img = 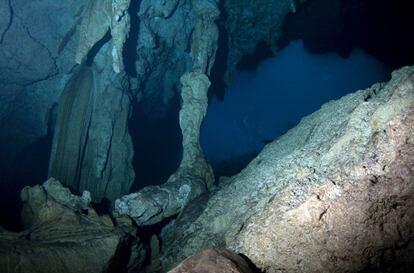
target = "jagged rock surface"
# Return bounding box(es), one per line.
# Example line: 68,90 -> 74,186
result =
132,0 -> 219,118
224,0 -> 301,82
155,66 -> 414,272
0,178 -> 143,273
75,0 -> 131,73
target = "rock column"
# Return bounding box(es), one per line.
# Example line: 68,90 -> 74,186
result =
114,0 -> 219,225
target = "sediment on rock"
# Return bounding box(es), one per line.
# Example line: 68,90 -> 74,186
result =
155,66 -> 414,272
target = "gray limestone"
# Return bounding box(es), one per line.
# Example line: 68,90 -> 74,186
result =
155,66 -> 414,271
48,58 -> 135,202
0,178 -> 143,273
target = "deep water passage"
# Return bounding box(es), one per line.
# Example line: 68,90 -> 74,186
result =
129,95 -> 182,191
201,40 -> 391,176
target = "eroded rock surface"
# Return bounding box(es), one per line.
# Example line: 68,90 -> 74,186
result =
167,248 -> 254,273
224,0 -> 300,82
75,0 -> 131,73
114,0 -> 218,226
115,72 -> 214,225
155,66 -> 414,272
48,57 -> 134,202
0,178 -> 142,273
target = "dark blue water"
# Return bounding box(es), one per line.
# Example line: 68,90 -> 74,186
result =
201,40 -> 391,169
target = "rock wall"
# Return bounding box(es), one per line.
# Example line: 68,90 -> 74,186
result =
0,0 -> 84,175
156,66 -> 414,272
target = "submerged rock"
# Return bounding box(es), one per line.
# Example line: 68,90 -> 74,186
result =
48,61 -> 134,203
224,0 -> 299,82
114,1 -> 218,226
75,0 -> 131,73
156,66 -> 414,272
0,178 -> 143,273
167,248 -> 254,273
114,73 -> 214,226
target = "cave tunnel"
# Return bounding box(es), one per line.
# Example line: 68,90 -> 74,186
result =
0,0 -> 414,271
127,0 -> 414,188
0,0 -> 413,233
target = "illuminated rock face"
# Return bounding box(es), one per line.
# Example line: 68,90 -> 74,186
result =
156,66 -> 414,272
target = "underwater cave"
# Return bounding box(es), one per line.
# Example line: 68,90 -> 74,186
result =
0,0 -> 413,272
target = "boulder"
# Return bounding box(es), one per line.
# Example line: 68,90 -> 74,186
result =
167,249 -> 254,273
0,178 -> 143,273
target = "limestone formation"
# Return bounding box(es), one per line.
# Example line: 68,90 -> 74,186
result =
167,249 -> 254,273
114,72 -> 214,225
76,0 -> 131,73
224,0 -> 300,82
155,66 -> 414,272
0,178 -> 143,273
133,0 -> 220,118
20,178 -> 91,228
48,58 -> 135,202
114,0 -> 219,226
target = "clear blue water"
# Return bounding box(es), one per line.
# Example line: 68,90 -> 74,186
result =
201,40 -> 391,166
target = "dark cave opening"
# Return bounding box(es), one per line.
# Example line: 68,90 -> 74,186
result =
128,94 -> 182,192
0,105 -> 56,231
208,0 -> 229,101
85,30 -> 112,66
122,0 -> 140,77
279,0 -> 414,70
202,40 -> 391,178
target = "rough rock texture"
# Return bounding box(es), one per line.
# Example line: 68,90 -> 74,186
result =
156,66 -> 414,272
48,53 -> 135,202
114,0 -> 218,226
20,178 -> 91,228
76,0 -> 131,73
167,249 -> 254,273
133,0 -> 219,118
223,0 -> 300,82
115,72 -> 214,225
0,178 -> 142,273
